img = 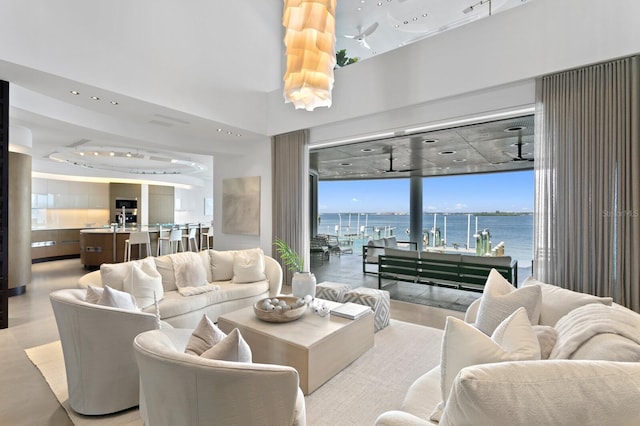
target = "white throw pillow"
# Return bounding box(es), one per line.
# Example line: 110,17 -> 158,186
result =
475,269 -> 542,335
522,276 -> 613,326
232,248 -> 267,284
432,308 -> 540,422
97,285 -> 139,311
123,261 -> 164,309
85,285 -> 103,304
210,250 -> 235,281
171,252 -> 208,289
200,328 -> 252,362
100,257 -> 156,291
533,325 -> 558,360
185,314 -> 227,356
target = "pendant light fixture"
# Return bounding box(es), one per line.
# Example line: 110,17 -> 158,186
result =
282,0 -> 337,111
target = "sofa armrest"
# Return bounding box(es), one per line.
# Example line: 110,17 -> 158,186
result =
264,255 -> 283,297
78,270 -> 102,288
375,411 -> 434,426
440,360 -> 640,426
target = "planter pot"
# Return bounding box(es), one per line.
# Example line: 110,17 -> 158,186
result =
291,272 -> 317,299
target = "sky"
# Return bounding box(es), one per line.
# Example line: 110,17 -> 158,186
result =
318,170 -> 534,213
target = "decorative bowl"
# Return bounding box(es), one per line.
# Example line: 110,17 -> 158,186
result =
253,296 -> 307,323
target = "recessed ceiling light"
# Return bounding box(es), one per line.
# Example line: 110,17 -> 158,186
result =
339,163 -> 352,166
109,152 -> 115,156
126,152 -> 132,157
377,1 -> 382,5
110,101 -> 118,105
93,152 -> 99,156
412,17 -> 418,21
422,13 -> 428,17
361,148 -> 375,152
453,158 -> 467,162
217,128 -> 222,132
70,90 -> 80,95
403,20 -> 409,24
91,96 -> 100,101
394,24 -> 400,28
227,131 -> 232,135
438,150 -> 456,155
236,133 -> 242,137
505,126 -> 526,132
423,139 -> 438,144
357,7 -> 362,11
79,152 -> 85,156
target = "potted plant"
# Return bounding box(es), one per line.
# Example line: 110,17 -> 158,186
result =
273,238 -> 316,299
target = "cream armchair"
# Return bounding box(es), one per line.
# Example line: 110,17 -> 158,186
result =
49,289 -> 159,415
134,328 -> 306,426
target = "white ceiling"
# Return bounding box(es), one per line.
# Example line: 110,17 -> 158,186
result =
1,0 -> 530,183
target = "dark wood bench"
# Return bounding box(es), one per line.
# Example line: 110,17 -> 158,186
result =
378,251 -> 518,292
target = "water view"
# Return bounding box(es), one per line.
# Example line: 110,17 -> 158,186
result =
317,212 -> 534,265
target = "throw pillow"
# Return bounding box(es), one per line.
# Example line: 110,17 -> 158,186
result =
522,276 -> 613,326
96,285 -> 139,311
185,314 -> 227,356
123,261 -> 164,309
100,256 -> 156,291
232,248 -> 267,284
170,252 -> 208,289
533,325 -> 558,359
475,269 -> 541,335
84,285 -> 104,304
431,308 -> 540,422
210,250 -> 235,281
200,328 -> 252,362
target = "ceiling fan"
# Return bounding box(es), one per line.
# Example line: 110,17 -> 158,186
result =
495,135 -> 534,164
381,147 -> 419,173
343,22 -> 379,50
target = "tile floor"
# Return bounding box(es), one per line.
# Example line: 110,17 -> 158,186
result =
0,255 -> 472,425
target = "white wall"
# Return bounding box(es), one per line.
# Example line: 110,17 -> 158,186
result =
267,0 -> 640,139
174,183 -> 213,225
212,139 -> 273,255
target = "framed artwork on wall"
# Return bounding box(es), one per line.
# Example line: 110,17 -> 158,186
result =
222,176 -> 260,235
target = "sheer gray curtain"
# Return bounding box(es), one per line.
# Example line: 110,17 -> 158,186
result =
534,55 -> 640,311
272,130 -> 310,286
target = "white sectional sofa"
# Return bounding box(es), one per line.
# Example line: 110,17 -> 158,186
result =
375,272 -> 640,426
78,248 -> 282,328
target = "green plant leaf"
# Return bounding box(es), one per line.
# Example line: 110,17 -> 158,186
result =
273,238 -> 304,273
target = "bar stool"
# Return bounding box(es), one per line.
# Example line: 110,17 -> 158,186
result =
124,231 -> 151,262
168,228 -> 184,253
156,225 -> 170,256
200,225 -> 214,250
183,225 -> 198,252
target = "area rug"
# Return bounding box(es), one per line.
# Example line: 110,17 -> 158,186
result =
25,320 -> 443,426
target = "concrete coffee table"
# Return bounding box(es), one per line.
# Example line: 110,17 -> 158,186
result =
217,299 -> 374,394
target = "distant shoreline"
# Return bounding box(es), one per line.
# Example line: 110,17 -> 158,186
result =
321,212 -> 533,216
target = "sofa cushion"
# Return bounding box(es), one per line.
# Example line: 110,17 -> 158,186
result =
97,285 -> 139,311
185,314 -> 226,356
475,269 -> 541,335
433,308 -> 540,422
146,281 -> 270,320
85,285 -> 103,304
210,250 -> 235,281
439,361 -> 640,426
365,239 -> 385,263
384,236 -> 398,248
201,328 -> 252,362
232,248 -> 267,284
154,255 -> 178,292
522,277 -> 613,326
123,261 -> 164,309
100,257 -> 157,291
199,249 -> 213,283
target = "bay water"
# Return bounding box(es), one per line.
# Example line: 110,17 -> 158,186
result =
317,213 -> 533,265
